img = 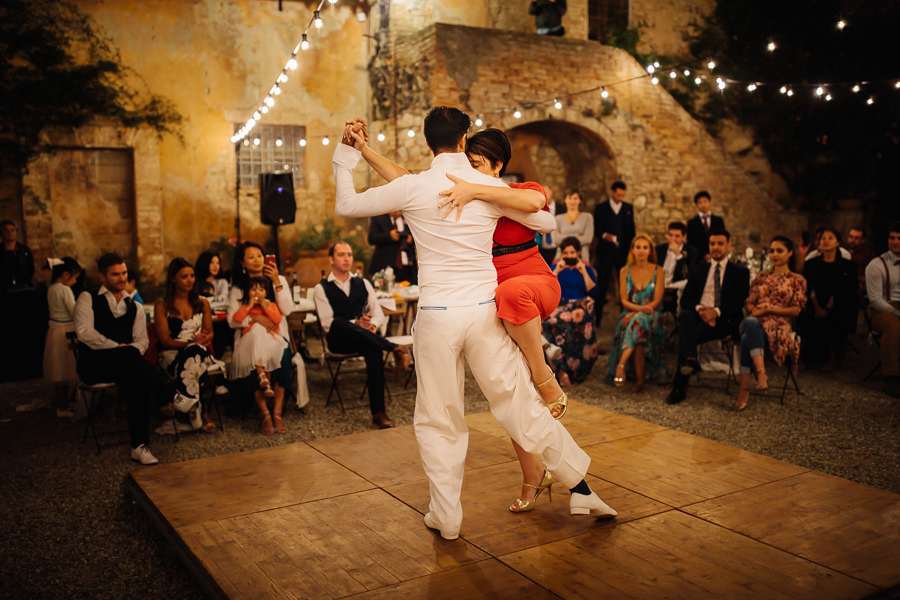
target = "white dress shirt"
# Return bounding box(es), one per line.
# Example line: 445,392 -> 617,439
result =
866,251 -> 900,317
697,257 -> 728,316
74,286 -> 148,353
662,244 -> 683,282
313,272 -> 386,334
333,144 -> 555,307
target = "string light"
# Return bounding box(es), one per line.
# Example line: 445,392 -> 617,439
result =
253,138 -> 261,146
513,107 -> 522,118
683,69 -> 691,77
825,94 -> 833,101
328,0 -> 336,4
273,86 -> 282,95
260,106 -> 269,114
867,97 -> 874,105
852,85 -> 861,93
299,138 -> 307,147
264,96 -> 275,107
407,128 -> 415,138
669,71 -> 677,79
322,136 -> 330,146
895,82 -> 900,89
275,139 -> 283,147
694,77 -> 702,85
553,98 -> 563,109
651,76 -> 659,85
287,58 -> 297,70
747,83 -> 757,92
837,19 -> 846,30
600,87 -> 609,99
787,89 -> 794,97
474,116 -> 483,127
815,86 -> 825,96
707,60 -> 716,70
767,41 -> 776,52
301,34 -> 310,51
314,10 -> 323,28
647,64 -> 655,74
376,132 -> 385,142
779,86 -> 787,94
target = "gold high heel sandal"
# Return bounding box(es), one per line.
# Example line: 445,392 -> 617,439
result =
614,364 -> 626,387
509,471 -> 554,513
535,370 -> 567,420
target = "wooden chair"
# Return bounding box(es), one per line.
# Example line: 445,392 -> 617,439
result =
66,332 -> 126,454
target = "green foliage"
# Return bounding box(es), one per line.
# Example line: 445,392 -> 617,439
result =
0,0 -> 183,173
605,25 -> 643,56
293,217 -> 369,270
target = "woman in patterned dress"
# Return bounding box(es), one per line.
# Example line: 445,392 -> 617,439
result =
608,234 -> 666,392
734,235 -> 807,411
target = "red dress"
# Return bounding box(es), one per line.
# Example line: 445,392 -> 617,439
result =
492,182 -> 562,325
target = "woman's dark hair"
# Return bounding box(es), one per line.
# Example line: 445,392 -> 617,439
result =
818,226 -> 842,244
242,276 -> 271,301
559,236 -> 582,253
423,106 -> 471,152
51,257 -> 82,282
465,128 -> 511,177
232,241 -> 275,302
195,250 -> 222,283
163,257 -> 203,315
770,235 -> 796,271
566,189 -> 581,199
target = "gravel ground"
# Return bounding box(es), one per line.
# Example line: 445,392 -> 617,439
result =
1,312 -> 898,600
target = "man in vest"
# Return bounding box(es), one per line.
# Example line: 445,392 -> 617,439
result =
313,241 -> 410,429
865,221 -> 900,396
73,253 -> 176,465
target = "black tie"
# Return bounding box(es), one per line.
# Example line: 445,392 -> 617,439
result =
714,263 -> 722,308
703,215 -> 710,233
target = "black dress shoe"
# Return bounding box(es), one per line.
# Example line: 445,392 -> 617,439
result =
372,412 -> 394,429
665,386 -> 687,405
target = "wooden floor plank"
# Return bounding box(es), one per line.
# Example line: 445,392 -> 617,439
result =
309,426 -> 516,489
179,489 -> 490,600
501,511 -> 877,600
684,471 -> 900,588
347,559 -> 559,599
131,443 -> 373,527
585,429 -> 808,506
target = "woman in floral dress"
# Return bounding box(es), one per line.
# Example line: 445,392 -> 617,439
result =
543,237 -> 601,386
734,235 -> 807,411
608,234 -> 666,392
154,257 -> 222,432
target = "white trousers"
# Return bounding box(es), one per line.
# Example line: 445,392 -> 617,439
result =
412,301 -> 591,534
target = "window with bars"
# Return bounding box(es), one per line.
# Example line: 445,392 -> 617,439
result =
236,124 -> 306,189
588,0 -> 629,43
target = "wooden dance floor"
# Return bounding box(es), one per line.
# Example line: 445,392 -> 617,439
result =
128,401 -> 900,599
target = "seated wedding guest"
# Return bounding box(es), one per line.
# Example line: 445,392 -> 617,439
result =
802,227 -> 858,372
74,253 -> 176,464
686,191 -> 726,260
866,221 -> 900,393
666,228 -> 750,405
609,234 -> 666,392
18,258 -> 83,415
154,257 -> 221,433
228,241 -> 295,434
543,237 -> 600,387
0,219 -> 34,293
314,241 -> 410,429
368,210 -> 417,284
552,189 -> 593,264
195,249 -> 231,358
734,236 -> 807,411
847,227 -> 876,283
656,222 -> 697,287
799,226 -> 852,273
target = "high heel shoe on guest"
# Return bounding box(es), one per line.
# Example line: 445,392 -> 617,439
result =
733,387 -> 750,412
273,411 -> 287,434
258,372 -> 275,397
509,471 -> 554,513
614,364 -> 626,387
260,410 -> 275,435
535,370 -> 567,420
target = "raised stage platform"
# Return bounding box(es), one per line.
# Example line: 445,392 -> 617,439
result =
127,401 -> 900,599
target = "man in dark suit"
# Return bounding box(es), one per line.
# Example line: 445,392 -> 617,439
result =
655,222 -> 697,287
666,228 -> 749,405
368,211 -> 417,283
593,180 -> 635,319
686,191 -> 726,260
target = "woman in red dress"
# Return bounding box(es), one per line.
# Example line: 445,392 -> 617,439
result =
344,122 -> 565,512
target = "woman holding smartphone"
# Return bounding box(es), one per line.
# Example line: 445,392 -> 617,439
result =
543,236 -> 601,387
228,242 -> 296,434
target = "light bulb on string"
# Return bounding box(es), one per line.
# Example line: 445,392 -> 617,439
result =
314,10 -> 323,28
301,34 -> 309,51
277,73 -> 288,83
707,59 -> 716,70
328,0 -> 336,4
779,86 -> 787,94
683,69 -> 691,77
837,19 -> 846,30
273,86 -> 282,96
694,77 -> 702,85
653,61 -> 660,68
815,86 -> 825,97
253,111 -> 261,120
253,138 -> 261,146
747,83 -> 757,92
322,136 -> 330,146
513,107 -> 522,119
895,82 -> 900,89
867,97 -> 874,105
825,94 -> 832,101
377,132 -> 385,142
264,96 -> 275,107
601,87 -> 609,99
407,129 -> 415,138
651,76 -> 659,85
287,58 -> 297,70
852,85 -> 861,93
554,98 -> 563,109
275,139 -> 283,147
299,138 -> 307,147
787,89 -> 794,97
767,41 -> 776,52
647,64 -> 655,74
717,78 -> 726,90
474,116 -> 483,127
669,71 -> 677,79
243,139 -> 250,147
260,105 -> 269,114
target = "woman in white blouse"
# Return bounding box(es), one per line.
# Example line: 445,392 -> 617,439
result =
553,189 -> 593,264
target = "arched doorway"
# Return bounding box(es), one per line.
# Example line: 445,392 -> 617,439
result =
503,120 -> 616,211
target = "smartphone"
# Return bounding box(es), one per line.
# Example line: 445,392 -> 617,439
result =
800,231 -> 810,246
564,257 -> 578,266
265,254 -> 277,267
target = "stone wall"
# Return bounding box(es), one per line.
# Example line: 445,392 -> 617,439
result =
632,0 -> 715,56
369,23 -> 805,250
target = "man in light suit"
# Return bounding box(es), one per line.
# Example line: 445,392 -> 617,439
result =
334,107 -> 617,541
686,190 -> 726,260
666,228 -> 749,405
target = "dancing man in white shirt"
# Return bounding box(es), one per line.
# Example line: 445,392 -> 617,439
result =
333,106 -> 616,540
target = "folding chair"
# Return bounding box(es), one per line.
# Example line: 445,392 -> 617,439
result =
66,332 -> 127,454
862,309 -> 883,382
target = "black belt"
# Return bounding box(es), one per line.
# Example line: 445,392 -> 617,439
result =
492,239 -> 537,257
